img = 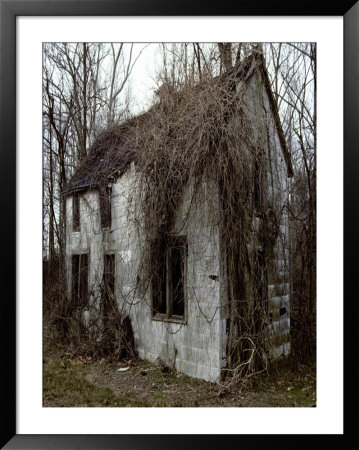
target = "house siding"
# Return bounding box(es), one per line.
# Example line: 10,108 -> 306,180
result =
65,68 -> 291,382
66,163 -> 223,382
249,73 -> 291,358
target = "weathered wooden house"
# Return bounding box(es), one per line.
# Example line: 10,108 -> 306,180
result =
63,52 -> 293,382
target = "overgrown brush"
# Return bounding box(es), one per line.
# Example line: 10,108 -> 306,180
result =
130,52 -> 286,380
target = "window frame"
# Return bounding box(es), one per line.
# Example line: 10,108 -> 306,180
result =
152,235 -> 188,324
100,185 -> 112,230
71,252 -> 89,309
102,253 -> 116,330
73,193 -> 81,232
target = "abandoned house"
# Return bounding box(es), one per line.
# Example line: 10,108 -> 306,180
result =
63,51 -> 293,383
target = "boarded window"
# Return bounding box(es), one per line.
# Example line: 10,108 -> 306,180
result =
100,186 -> 112,229
102,254 -> 116,330
152,236 -> 187,320
73,194 -> 80,231
71,254 -> 88,307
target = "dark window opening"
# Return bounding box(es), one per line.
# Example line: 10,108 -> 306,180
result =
102,254 -> 116,330
279,306 -> 287,316
152,236 -> 187,320
72,253 -> 88,307
169,245 -> 185,317
73,194 -> 80,231
100,186 -> 112,229
152,239 -> 167,315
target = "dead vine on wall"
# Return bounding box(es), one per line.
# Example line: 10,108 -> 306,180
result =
128,60 -> 286,379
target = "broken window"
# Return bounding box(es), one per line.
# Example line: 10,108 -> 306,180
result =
71,253 -> 88,307
102,254 -> 116,330
100,185 -> 112,229
152,236 -> 187,320
73,194 -> 80,231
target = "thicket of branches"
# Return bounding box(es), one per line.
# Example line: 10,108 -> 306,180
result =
43,42 -> 316,372
265,43 -> 316,365
43,43 -> 144,267
42,43 -> 144,339
132,51 -> 279,380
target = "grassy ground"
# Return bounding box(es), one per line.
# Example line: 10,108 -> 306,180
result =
43,338 -> 316,408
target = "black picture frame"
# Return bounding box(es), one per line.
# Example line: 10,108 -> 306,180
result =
1,0 -> 357,448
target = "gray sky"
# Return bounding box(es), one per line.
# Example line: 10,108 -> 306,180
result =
123,43 -> 159,113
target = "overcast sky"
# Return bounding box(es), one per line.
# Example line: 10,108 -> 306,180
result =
125,43 -> 159,113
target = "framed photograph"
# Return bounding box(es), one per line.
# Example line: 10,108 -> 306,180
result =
1,0 -> 356,448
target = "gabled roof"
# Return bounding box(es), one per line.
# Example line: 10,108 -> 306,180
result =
63,52 -> 293,196
219,52 -> 293,177
257,53 -> 294,177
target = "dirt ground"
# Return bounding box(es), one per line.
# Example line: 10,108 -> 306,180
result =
43,344 -> 316,408
86,359 -> 316,407
43,326 -> 316,408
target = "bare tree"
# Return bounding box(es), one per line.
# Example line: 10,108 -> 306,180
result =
42,42 -> 316,373
106,43 -> 148,125
42,42 -> 142,280
265,43 -> 316,364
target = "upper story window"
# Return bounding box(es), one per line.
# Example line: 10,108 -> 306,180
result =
73,194 -> 80,231
152,235 -> 187,322
100,185 -> 112,229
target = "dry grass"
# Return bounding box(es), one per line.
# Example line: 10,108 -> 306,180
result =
43,338 -> 316,408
